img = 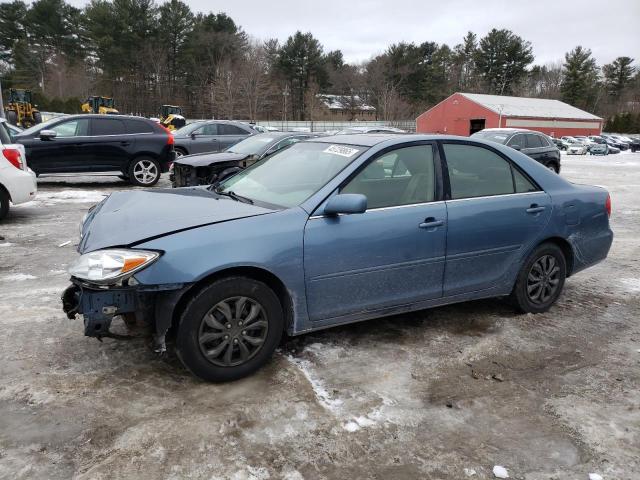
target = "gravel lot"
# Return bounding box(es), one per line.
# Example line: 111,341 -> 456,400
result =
0,153 -> 638,480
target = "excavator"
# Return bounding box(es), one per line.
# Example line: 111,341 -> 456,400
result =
81,96 -> 119,114
4,88 -> 42,128
159,104 -> 186,131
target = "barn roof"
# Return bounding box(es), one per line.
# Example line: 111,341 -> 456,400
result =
460,93 -> 602,121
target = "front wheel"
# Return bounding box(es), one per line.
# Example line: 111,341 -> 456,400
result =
176,277 -> 284,382
128,157 -> 161,187
546,162 -> 559,173
509,243 -> 567,314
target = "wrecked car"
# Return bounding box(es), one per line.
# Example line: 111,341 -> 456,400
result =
62,134 -> 613,382
170,132 -> 318,187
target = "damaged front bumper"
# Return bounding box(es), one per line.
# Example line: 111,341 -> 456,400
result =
62,280 -> 189,353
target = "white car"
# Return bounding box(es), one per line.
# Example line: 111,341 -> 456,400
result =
566,142 -> 588,155
0,118 -> 37,219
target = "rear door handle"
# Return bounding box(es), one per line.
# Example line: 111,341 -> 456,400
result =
526,204 -> 546,214
120,141 -> 131,146
419,217 -> 444,229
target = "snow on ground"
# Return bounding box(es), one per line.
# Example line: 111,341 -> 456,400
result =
0,159 -> 639,479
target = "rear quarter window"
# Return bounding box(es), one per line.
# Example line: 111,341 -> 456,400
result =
0,122 -> 11,144
125,119 -> 154,134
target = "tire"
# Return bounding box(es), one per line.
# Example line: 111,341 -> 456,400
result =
176,277 -> 284,382
174,147 -> 187,157
128,157 -> 161,187
509,242 -> 567,314
546,162 -> 559,173
0,187 -> 10,220
6,110 -> 18,126
33,111 -> 42,124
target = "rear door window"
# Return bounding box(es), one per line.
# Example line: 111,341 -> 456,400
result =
525,134 -> 544,148
444,143 -> 514,199
91,118 -> 125,136
219,124 -> 248,135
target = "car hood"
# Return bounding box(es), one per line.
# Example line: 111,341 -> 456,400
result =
176,152 -> 252,167
78,187 -> 276,253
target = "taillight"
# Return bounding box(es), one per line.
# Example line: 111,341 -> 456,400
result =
3,148 -> 23,169
605,194 -> 611,218
158,124 -> 174,145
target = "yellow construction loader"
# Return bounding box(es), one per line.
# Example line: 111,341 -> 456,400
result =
81,96 -> 119,114
4,88 -> 42,128
159,104 -> 186,131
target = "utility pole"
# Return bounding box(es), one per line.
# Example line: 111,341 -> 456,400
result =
0,78 -> 5,118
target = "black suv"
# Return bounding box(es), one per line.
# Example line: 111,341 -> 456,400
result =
471,128 -> 561,173
15,114 -> 175,186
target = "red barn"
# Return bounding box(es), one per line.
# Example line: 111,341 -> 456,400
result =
416,92 -> 603,138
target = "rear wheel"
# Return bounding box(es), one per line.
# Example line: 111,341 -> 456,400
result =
509,242 -> 566,314
128,157 -> 160,187
176,277 -> 283,382
6,110 -> 18,126
174,147 -> 187,157
0,188 -> 10,220
546,162 -> 559,173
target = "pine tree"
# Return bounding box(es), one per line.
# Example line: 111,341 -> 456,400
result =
475,29 -> 533,95
560,46 -> 599,111
602,56 -> 635,97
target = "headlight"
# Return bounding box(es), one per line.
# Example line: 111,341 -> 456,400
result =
68,249 -> 159,284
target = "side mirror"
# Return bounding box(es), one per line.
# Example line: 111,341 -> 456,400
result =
39,130 -> 57,140
323,193 -> 367,216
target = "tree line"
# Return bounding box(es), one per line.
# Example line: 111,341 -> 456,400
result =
0,0 -> 638,131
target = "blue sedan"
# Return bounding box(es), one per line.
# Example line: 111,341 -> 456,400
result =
62,135 -> 613,381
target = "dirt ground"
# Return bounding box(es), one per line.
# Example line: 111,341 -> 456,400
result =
0,153 -> 638,480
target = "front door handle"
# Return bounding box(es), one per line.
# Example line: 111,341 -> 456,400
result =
419,217 -> 444,229
526,204 -> 546,214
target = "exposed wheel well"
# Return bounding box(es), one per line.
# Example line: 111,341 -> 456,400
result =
538,237 -> 574,276
174,146 -> 187,155
0,183 -> 11,202
168,266 -> 294,337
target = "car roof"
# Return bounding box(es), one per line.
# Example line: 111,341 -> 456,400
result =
46,114 -> 155,121
478,128 -> 545,135
311,133 -> 499,147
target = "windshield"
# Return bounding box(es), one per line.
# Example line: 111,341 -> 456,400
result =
227,135 -> 278,155
217,142 -> 367,208
174,121 -> 205,136
471,131 -> 509,144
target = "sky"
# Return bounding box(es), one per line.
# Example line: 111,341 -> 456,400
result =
66,0 -> 640,66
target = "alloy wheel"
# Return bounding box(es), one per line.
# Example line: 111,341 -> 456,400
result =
133,159 -> 159,185
198,296 -> 269,367
526,254 -> 561,305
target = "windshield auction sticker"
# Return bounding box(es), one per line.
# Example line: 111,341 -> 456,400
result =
323,145 -> 359,157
